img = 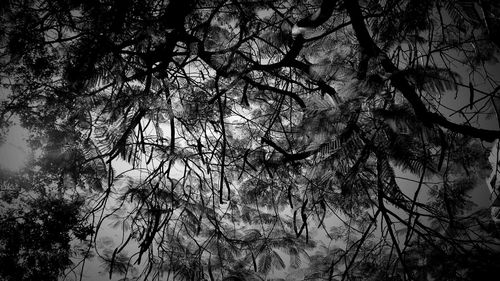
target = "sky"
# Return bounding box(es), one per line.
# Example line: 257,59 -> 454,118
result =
0,80 -> 499,281
0,118 -> 29,172
1,5 -> 500,280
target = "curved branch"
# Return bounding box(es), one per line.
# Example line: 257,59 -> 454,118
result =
242,76 -> 306,108
261,137 -> 315,162
345,0 -> 500,142
259,0 -> 338,69
296,0 -> 338,29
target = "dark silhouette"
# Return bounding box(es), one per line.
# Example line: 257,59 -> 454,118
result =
1,0 -> 500,280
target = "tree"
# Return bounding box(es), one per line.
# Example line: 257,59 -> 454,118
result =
1,0 -> 500,280
0,169 -> 93,281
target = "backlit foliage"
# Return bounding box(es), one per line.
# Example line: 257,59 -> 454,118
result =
1,0 -> 500,280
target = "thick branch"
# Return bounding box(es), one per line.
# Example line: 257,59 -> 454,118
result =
345,0 -> 500,142
296,0 -> 338,29
261,137 -> 315,162
251,36 -> 305,71
241,75 -> 306,108
254,0 -> 337,70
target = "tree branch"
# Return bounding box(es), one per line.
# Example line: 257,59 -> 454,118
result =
261,137 -> 315,162
296,0 -> 338,29
345,0 -> 500,142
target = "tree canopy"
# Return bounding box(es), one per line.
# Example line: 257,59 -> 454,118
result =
1,0 -> 500,280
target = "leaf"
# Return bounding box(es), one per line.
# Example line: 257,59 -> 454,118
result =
100,250 -> 134,278
258,251 -> 272,274
377,153 -> 408,206
399,66 -> 460,95
270,250 -> 286,270
288,247 -> 301,269
317,136 -> 341,160
243,229 -> 262,242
